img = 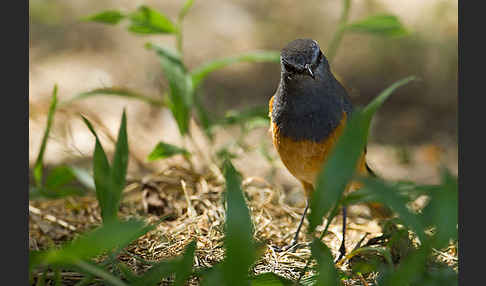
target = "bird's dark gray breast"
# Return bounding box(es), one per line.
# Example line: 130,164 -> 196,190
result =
271,80 -> 352,142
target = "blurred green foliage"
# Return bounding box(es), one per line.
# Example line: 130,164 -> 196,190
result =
30,86 -> 93,199
147,141 -> 190,161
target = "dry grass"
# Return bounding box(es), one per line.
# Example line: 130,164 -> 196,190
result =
29,154 -> 457,285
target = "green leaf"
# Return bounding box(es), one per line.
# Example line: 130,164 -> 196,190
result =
45,166 -> 76,190
174,240 -> 196,286
410,265 -> 458,286
359,177 -> 425,243
110,110 -> 129,218
148,43 -> 193,135
30,219 -> 153,268
250,272 -> 295,286
309,76 -> 416,233
310,239 -> 339,286
344,246 -> 393,267
421,168 -> 458,249
80,110 -> 129,223
345,14 -> 409,37
218,106 -> 269,126
147,141 -> 190,161
193,91 -> 214,140
362,76 -> 416,119
82,115 -> 113,222
378,245 -> 429,286
82,10 -> 125,25
145,43 -> 185,69
134,260 -> 174,286
128,6 -> 177,34
74,260 -> 129,286
29,186 -> 86,199
190,51 -> 280,90
118,263 -> 139,283
222,159 -> 256,286
132,240 -> 196,286
308,108 -> 369,232
34,85 -> 58,188
216,147 -> 238,162
62,87 -> 165,107
200,264 -> 224,286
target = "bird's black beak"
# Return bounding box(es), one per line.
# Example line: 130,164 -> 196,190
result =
305,64 -> 315,79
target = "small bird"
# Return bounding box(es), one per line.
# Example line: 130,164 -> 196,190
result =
269,39 -> 389,258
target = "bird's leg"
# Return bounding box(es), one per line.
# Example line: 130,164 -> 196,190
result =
336,206 -> 347,262
279,200 -> 309,252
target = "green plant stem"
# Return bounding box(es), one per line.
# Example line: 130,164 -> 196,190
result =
176,10 -> 185,56
326,0 -> 352,62
176,25 -> 183,55
297,204 -> 339,283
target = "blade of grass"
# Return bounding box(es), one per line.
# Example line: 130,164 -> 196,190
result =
30,219 -> 152,267
249,272 -> 295,286
81,10 -> 125,25
147,43 -> 193,135
174,240 -> 196,286
145,43 -> 185,70
344,14 -> 409,37
337,246 -> 393,268
61,87 -> 165,107
117,263 -> 139,283
74,260 -> 129,286
29,186 -> 86,199
311,239 -> 339,286
44,166 -> 76,190
147,141 -> 190,161
200,264 -> 224,286
190,51 -> 280,90
309,76 -> 416,233
378,245 -> 429,286
81,115 -> 113,222
133,260 -> 174,286
358,177 -> 425,243
362,76 -> 417,120
221,159 -> 256,286
308,108 -> 370,233
325,0 -> 352,62
193,91 -> 214,140
176,0 -> 195,53
421,168 -> 458,249
34,85 -> 58,188
218,106 -> 269,126
132,240 -> 196,286
109,109 -> 129,219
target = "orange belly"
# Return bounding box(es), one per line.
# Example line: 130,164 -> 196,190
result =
271,112 -> 368,196
271,121 -> 343,185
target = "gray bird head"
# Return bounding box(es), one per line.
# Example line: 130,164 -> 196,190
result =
280,39 -> 329,80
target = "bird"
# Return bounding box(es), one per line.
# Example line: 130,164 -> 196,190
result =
269,38 -> 391,259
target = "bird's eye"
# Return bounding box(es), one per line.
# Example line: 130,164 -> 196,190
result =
317,50 -> 323,63
283,61 -> 299,74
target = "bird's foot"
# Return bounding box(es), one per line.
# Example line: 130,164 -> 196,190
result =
272,239 -> 300,253
335,241 -> 346,263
